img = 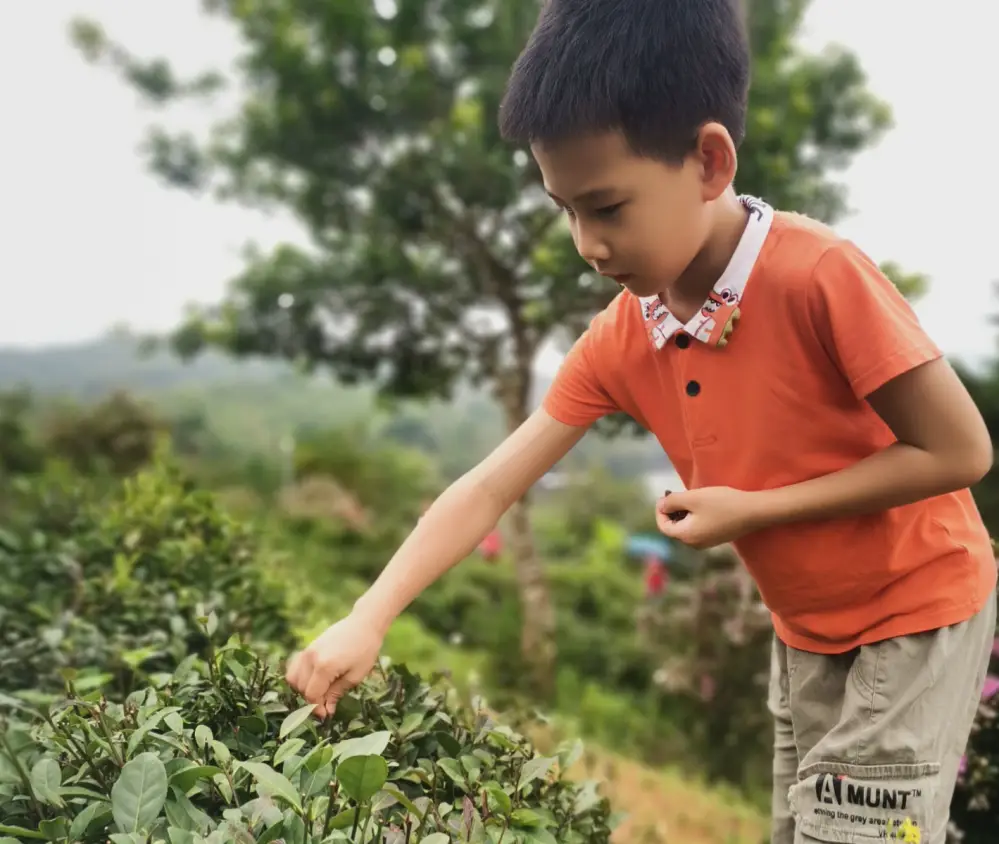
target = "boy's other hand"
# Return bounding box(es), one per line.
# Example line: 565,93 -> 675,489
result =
285,611 -> 384,719
656,486 -> 763,550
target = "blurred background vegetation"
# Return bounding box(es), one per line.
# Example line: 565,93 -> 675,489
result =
2,1 -> 998,842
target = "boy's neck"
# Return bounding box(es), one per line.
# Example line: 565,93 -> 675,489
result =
663,190 -> 750,320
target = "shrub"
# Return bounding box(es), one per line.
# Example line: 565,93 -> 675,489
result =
642,545 -> 773,794
0,642 -> 615,844
41,391 -> 163,477
0,455 -> 293,701
949,637 -> 999,843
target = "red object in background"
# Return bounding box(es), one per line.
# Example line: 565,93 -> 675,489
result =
479,529 -> 503,562
644,557 -> 668,597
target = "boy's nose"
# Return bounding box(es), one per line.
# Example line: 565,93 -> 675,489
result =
575,223 -> 611,265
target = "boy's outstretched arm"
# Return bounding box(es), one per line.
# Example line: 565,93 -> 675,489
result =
285,408 -> 589,713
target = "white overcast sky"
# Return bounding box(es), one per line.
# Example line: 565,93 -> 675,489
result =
1,1 -> 997,372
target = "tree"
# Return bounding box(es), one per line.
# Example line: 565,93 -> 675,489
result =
71,0 -> 894,697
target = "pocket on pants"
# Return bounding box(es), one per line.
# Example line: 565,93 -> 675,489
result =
789,763 -> 939,842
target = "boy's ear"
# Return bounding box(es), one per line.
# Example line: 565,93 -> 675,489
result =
694,122 -> 738,202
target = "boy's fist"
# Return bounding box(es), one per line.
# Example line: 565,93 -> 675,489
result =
285,612 -> 384,718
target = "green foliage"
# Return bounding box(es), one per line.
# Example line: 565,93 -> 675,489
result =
40,391 -> 163,477
0,389 -> 44,475
0,455 -> 293,701
951,683 -> 999,843
0,643 -> 614,843
70,0 -> 891,413
640,547 -> 774,792
294,425 -> 442,523
532,472 -> 657,560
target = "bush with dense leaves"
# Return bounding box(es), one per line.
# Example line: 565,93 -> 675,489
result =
641,544 -> 774,792
0,455 -> 293,701
0,641 -> 614,844
949,633 -> 999,843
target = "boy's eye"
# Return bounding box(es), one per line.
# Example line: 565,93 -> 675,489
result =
594,203 -> 623,219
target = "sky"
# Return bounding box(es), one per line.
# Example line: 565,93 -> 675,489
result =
1,1 -> 997,372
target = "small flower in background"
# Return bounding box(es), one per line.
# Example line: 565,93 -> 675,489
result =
983,675 -> 999,700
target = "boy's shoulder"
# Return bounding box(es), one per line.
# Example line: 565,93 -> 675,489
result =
762,210 -> 851,285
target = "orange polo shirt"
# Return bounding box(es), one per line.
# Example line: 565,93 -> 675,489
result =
544,196 -> 995,653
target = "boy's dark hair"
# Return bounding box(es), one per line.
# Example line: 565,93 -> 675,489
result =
498,0 -> 750,163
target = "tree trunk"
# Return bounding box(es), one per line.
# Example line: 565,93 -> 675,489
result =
500,386 -> 557,701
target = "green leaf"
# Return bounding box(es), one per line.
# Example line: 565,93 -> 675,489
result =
111,752 -> 169,833
518,756 -> 556,790
210,740 -> 231,765
398,712 -> 425,737
273,738 -> 305,767
336,754 -> 388,803
193,725 -> 213,750
328,807 -> 362,830
419,835 -> 450,844
237,761 -> 302,813
237,714 -> 268,735
30,758 -> 63,806
435,732 -> 462,756
109,833 -> 146,844
59,785 -> 108,801
167,829 -> 197,844
383,785 -> 424,819
0,825 -> 45,840
558,738 -> 584,770
170,765 -> 222,793
523,828 -> 558,844
164,712 -> 184,734
281,811 -> 306,844
69,801 -> 112,840
511,808 -> 544,827
437,757 -> 466,787
332,730 -> 390,762
279,703 -> 315,738
38,818 -> 68,841
485,784 -> 511,816
126,707 -> 180,757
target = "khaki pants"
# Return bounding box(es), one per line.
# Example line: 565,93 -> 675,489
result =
768,589 -> 996,843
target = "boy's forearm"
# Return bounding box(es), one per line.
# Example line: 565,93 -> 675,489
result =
750,442 -> 989,529
351,474 -> 506,635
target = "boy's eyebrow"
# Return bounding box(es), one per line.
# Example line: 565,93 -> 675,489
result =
545,186 -> 619,205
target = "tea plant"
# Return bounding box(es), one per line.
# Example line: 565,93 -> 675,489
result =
0,640 -> 614,844
0,457 -> 293,700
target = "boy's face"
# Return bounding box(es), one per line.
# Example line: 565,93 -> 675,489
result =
532,131 -> 715,300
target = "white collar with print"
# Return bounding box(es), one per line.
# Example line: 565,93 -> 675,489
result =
639,195 -> 774,350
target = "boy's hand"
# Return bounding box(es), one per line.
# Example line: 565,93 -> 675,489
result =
285,611 -> 384,718
656,487 -> 763,549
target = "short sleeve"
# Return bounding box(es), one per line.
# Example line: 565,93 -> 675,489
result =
542,328 -> 620,426
808,242 -> 942,399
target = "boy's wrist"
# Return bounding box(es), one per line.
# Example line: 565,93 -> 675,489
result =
745,487 -> 787,531
351,593 -> 395,637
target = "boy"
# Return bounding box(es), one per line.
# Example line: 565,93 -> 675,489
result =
286,0 -> 996,840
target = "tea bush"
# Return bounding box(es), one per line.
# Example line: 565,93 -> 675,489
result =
0,455 -> 293,701
0,641 -> 614,844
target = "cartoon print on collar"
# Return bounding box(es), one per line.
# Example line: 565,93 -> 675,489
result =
640,195 -> 774,350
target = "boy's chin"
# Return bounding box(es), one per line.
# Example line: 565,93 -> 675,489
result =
621,276 -> 665,300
